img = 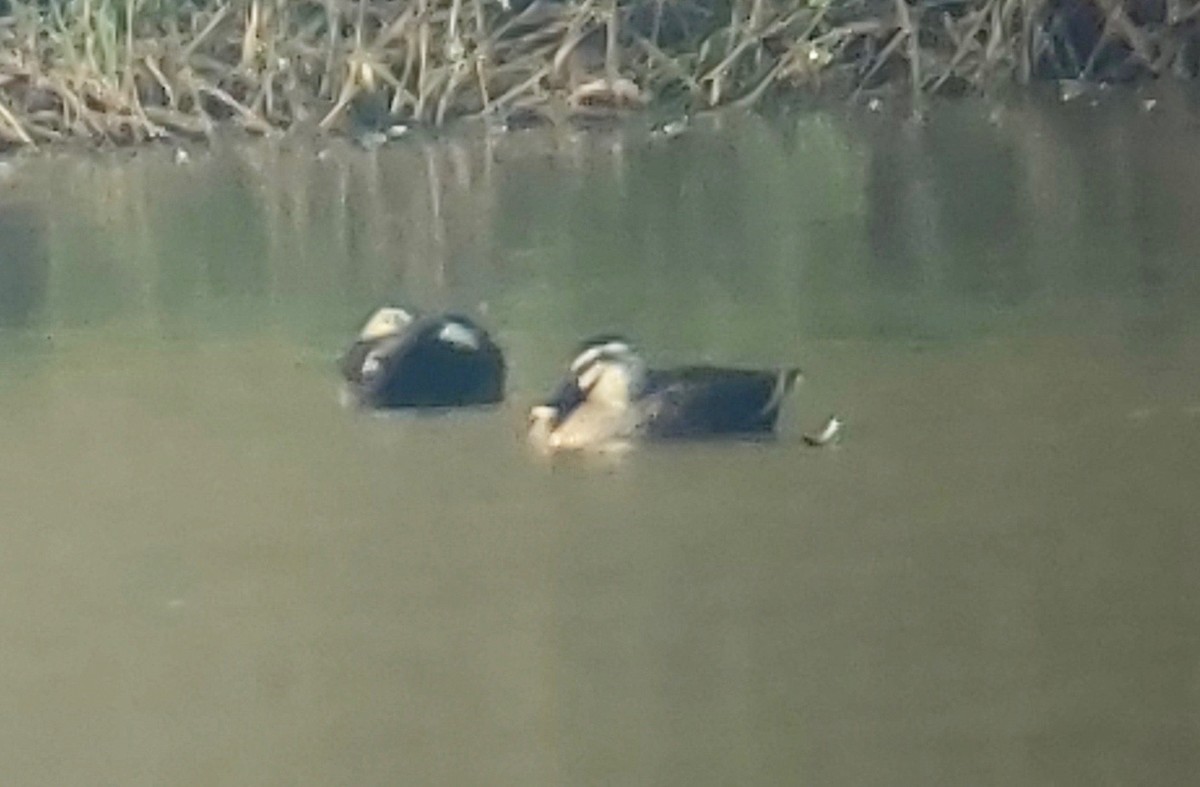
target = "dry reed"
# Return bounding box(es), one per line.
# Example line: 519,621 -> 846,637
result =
1,0 -> 1198,149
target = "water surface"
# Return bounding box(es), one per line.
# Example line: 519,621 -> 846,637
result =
1,94 -> 1198,785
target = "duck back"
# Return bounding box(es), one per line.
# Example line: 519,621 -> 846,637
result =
370,337 -> 504,407
348,314 -> 506,408
641,366 -> 800,438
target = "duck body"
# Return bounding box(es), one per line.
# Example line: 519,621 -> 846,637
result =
340,308 -> 506,409
639,366 -> 802,438
530,337 -> 801,451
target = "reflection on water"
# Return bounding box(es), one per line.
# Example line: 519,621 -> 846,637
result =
1,94 -> 1199,784
0,203 -> 47,329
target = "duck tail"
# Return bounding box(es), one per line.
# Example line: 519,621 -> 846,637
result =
759,366 -> 803,419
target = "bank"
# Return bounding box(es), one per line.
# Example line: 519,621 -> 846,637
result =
0,0 -> 1193,150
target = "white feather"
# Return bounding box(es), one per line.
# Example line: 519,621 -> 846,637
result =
570,341 -> 633,374
577,362 -> 602,393
361,353 -> 384,378
359,307 -> 413,341
437,321 -> 481,350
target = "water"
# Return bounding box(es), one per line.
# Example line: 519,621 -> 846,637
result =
1,92 -> 1199,785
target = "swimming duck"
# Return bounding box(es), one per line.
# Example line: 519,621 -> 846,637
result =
528,336 -> 802,451
340,306 -> 506,408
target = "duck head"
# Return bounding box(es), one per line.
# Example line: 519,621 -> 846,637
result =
570,337 -> 646,408
529,337 -> 647,451
358,306 -> 414,342
357,312 -> 504,402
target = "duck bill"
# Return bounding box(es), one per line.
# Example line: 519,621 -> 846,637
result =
540,378 -> 588,428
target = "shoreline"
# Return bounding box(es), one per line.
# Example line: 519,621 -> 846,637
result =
0,0 -> 1192,154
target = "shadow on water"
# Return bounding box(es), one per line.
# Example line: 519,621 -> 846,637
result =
0,93 -> 1198,784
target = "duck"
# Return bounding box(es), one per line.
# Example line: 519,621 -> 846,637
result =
339,306 -> 506,408
528,336 -> 802,452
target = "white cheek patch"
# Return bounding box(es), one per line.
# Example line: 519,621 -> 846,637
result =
437,321 -> 481,350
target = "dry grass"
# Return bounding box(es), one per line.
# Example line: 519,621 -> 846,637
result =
1,0 -> 1199,148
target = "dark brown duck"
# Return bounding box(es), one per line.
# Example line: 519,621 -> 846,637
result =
340,307 -> 506,409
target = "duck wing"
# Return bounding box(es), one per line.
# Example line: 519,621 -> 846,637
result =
641,366 -> 801,437
361,315 -> 506,407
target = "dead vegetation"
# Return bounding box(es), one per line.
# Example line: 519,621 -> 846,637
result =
0,0 -> 1198,148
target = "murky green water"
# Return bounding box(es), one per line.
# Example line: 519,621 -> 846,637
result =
1,93 -> 1199,785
